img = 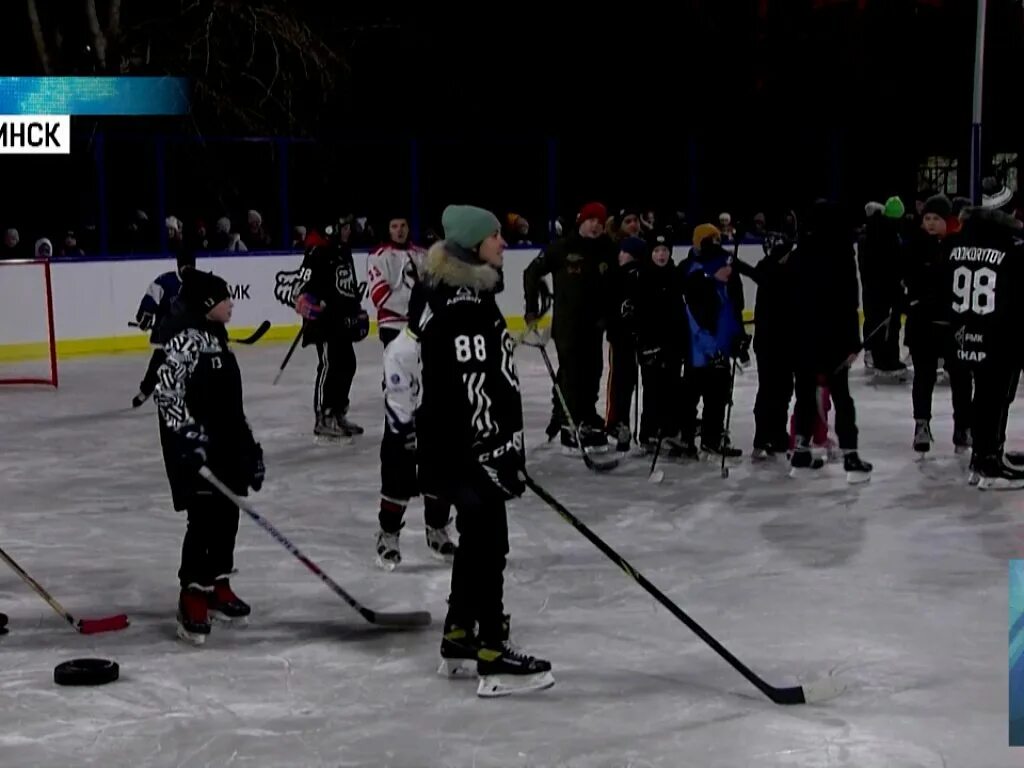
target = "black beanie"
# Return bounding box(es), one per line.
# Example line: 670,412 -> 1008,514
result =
181,269 -> 230,312
648,230 -> 673,256
922,194 -> 952,219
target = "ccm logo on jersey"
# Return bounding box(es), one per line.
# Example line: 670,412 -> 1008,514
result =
476,432 -> 525,462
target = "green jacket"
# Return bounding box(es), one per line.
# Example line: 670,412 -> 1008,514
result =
523,233 -> 616,339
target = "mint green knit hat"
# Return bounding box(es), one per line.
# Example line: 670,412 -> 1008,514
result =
883,196 -> 906,219
441,205 -> 501,251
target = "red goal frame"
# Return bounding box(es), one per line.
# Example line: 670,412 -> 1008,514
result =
0,258 -> 58,388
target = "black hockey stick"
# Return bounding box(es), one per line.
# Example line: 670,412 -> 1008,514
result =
523,474 -> 844,705
648,430 -> 665,484
199,468 -> 432,628
273,325 -> 304,385
721,358 -> 739,479
530,343 -> 618,472
128,319 -> 271,345
833,316 -> 894,374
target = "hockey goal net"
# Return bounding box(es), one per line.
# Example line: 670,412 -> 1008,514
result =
0,258 -> 58,387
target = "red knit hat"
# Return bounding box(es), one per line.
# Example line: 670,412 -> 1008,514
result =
577,202 -> 608,225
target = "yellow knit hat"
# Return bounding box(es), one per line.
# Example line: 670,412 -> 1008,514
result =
692,223 -> 722,250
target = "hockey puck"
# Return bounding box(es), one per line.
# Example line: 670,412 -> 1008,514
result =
54,658 -> 120,687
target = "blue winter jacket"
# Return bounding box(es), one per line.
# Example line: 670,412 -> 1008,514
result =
683,260 -> 741,367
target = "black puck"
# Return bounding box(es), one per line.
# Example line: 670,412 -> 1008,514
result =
54,658 -> 120,687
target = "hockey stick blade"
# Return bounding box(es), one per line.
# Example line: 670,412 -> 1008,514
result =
524,474 -> 835,706
78,614 -> 130,634
198,468 -> 431,629
231,320 -> 271,345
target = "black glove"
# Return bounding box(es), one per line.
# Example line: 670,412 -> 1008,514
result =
733,334 -> 751,365
249,442 -> 265,492
475,433 -> 525,500
345,310 -> 370,342
176,426 -> 208,475
639,345 -> 663,368
137,311 -> 155,331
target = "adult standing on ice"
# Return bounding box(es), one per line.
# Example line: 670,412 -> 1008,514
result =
154,269 -> 265,645
389,204 -> 553,697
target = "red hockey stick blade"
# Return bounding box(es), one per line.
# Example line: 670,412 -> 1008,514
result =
77,614 -> 129,634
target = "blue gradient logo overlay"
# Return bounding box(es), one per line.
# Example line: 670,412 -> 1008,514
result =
1012,560 -> 1024,745
0,77 -> 189,116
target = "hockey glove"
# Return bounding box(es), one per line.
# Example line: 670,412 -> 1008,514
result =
639,345 -> 663,368
136,311 -> 156,332
176,426 -> 209,475
296,293 -> 322,320
249,442 -> 265,492
733,334 -> 751,365
345,310 -> 370,342
475,433 -> 526,500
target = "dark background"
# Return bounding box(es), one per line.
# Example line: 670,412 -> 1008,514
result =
0,0 -> 1021,249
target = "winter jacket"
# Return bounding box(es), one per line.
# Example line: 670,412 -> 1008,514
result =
901,228 -> 951,349
682,254 -> 742,368
635,260 -> 687,369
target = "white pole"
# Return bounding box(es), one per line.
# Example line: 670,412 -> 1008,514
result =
970,0 -> 987,203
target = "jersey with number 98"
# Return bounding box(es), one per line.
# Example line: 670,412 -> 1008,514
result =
945,207 -> 1024,367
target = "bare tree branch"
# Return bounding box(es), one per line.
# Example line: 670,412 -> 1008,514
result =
85,0 -> 108,68
26,0 -> 51,74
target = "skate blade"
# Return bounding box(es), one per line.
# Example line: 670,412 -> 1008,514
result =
846,470 -> 872,485
375,555 -> 399,572
176,623 -> 208,646
476,670 -> 555,698
788,464 -> 824,478
314,434 -> 353,445
437,658 -> 477,679
701,452 -> 742,466
977,477 -> 1024,491
210,611 -> 249,627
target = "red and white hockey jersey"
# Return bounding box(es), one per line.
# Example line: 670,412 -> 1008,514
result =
367,243 -> 427,330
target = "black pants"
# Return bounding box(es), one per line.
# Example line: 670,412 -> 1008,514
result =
445,483 -> 509,642
639,363 -> 681,443
972,360 -> 1020,458
139,348 -> 166,396
753,342 -> 793,450
553,328 -> 604,428
681,364 -> 731,447
794,367 -> 857,450
179,490 -> 240,588
314,339 -> 356,417
605,337 -> 637,430
909,323 -> 973,428
863,297 -> 901,370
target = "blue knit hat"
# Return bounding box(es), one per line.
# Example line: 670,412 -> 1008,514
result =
619,236 -> 647,260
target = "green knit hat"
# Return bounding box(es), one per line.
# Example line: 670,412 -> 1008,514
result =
883,196 -> 905,219
441,205 -> 501,251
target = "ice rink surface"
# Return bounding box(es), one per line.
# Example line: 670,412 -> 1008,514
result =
0,340 -> 1020,767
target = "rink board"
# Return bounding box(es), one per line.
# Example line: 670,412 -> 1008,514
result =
0,246 -> 774,362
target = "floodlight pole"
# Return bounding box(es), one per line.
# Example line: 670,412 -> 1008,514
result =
970,0 -> 987,204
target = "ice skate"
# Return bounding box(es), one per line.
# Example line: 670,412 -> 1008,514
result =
871,365 -> 909,385
913,418 -> 933,456
131,390 -> 151,408
438,622 -> 480,679
579,424 -> 610,453
476,619 -> 554,698
843,451 -> 873,484
789,442 -> 825,477
177,585 -> 212,646
976,454 -> 1024,491
701,438 -> 742,465
333,412 -> 365,436
375,527 -> 402,571
611,423 -> 632,454
207,578 -> 251,626
750,446 -> 778,462
425,522 -> 456,562
953,427 -> 972,456
0,612 -> 8,636
314,412 -> 348,444
634,438 -> 659,457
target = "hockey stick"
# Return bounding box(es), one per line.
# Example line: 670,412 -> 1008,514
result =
648,429 -> 665,484
528,343 -> 618,472
523,474 -> 844,705
833,316 -> 894,374
199,468 -> 431,628
721,358 -> 739,479
273,325 -> 305,385
0,545 -> 128,634
128,319 -> 271,345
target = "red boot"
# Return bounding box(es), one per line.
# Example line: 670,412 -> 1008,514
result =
177,586 -> 211,645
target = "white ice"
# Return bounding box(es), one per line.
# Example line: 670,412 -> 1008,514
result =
0,342 -> 1018,767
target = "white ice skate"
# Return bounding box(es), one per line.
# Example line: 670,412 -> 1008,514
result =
375,529 -> 401,571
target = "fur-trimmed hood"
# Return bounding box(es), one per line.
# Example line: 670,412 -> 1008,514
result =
960,205 -> 1023,232
424,240 -> 502,292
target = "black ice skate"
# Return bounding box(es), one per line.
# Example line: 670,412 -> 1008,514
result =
976,454 -> 1024,491
560,426 -> 608,456
333,412 -> 365,436
375,527 -> 402,571
750,446 -> 778,462
438,622 -> 480,679
425,523 -> 456,562
664,434 -> 699,461
701,439 -> 742,464
177,585 -> 212,645
131,390 -> 151,408
953,427 -> 972,456
913,419 -> 933,455
871,364 -> 909,385
611,423 -> 632,453
0,611 -> 8,636
788,442 -> 825,477
314,411 -> 348,444
207,578 -> 251,625
476,620 -> 554,698
843,451 -> 873,484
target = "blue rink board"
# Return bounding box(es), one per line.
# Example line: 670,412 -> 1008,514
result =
1011,560 -> 1024,745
